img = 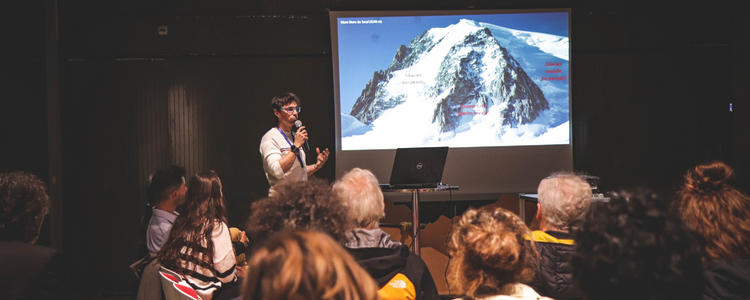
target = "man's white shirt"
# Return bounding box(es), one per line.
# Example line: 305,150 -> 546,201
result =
260,127 -> 307,196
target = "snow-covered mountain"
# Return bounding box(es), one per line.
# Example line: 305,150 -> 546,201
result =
343,19 -> 569,149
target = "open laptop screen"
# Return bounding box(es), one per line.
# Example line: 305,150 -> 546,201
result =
389,147 -> 449,186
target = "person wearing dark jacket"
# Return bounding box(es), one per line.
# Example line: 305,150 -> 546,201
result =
703,259 -> 750,300
334,168 -> 440,300
527,172 -> 591,300
0,172 -> 66,300
571,189 -> 704,300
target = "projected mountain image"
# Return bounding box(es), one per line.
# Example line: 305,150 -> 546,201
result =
340,19 -> 569,150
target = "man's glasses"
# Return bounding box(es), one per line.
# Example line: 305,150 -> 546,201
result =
280,106 -> 301,113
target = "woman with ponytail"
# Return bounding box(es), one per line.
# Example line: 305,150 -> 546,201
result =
447,207 -> 548,300
158,171 -> 238,300
673,161 -> 750,300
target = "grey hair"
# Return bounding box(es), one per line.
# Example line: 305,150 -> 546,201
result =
537,172 -> 592,232
332,168 -> 385,229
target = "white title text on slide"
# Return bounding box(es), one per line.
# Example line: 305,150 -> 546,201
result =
340,20 -> 382,24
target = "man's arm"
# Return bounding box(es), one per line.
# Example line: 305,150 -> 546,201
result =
262,128 -> 307,177
277,150 -> 300,174
261,141 -> 295,178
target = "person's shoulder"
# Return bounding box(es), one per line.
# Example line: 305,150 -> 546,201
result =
532,230 -> 575,246
260,128 -> 283,148
149,210 -> 175,227
0,240 -> 57,258
0,241 -> 59,274
212,221 -> 231,237
261,127 -> 280,139
148,219 -> 171,235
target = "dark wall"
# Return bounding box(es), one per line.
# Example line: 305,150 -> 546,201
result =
572,8 -> 734,192
0,1 -> 48,178
730,0 -> 750,191
0,1 -> 51,246
3,0 -> 744,296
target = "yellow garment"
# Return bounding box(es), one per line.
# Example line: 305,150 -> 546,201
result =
378,273 -> 416,300
229,227 -> 246,266
525,230 -> 575,245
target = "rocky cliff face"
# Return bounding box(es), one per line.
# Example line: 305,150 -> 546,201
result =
350,21 -> 548,132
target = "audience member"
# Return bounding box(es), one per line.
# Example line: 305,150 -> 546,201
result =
0,171 -> 66,300
158,171 -> 238,300
246,177 -> 351,246
243,229 -> 379,300
673,161 -> 750,300
333,168 -> 440,300
527,172 -> 590,300
448,207 -> 548,300
572,189 -> 704,300
132,166 -> 187,298
146,165 -> 187,254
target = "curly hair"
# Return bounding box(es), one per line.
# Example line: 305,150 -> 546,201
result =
572,189 -> 704,300
243,230 -> 379,300
158,171 -> 229,277
270,92 -> 300,111
246,178 -> 352,247
537,172 -> 592,232
447,207 -> 539,298
0,172 -> 50,243
332,168 -> 385,229
672,161 -> 750,260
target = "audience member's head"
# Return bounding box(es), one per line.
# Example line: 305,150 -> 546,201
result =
0,172 -> 50,244
673,161 -> 750,260
146,165 -> 187,206
572,189 -> 704,300
158,170 -> 228,275
247,178 -> 351,246
243,230 -> 379,300
447,207 -> 539,298
536,172 -> 592,232
332,168 -> 385,229
270,92 -> 300,111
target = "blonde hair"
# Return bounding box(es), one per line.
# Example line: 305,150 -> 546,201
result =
332,168 -> 385,229
673,161 -> 750,260
243,230 -> 379,300
537,172 -> 592,232
447,207 -> 538,298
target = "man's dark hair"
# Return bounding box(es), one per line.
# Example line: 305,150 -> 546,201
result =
0,171 -> 50,243
270,92 -> 300,111
146,165 -> 186,204
246,178 -> 352,247
572,189 -> 704,300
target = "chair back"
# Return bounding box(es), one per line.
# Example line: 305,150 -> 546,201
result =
159,269 -> 181,300
160,266 -> 181,279
159,267 -> 202,300
159,272 -> 179,300
174,281 -> 201,300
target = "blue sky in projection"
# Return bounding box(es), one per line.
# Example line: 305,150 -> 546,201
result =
337,12 -> 569,113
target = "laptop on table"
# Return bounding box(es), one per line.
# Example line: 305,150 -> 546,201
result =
380,147 -> 449,190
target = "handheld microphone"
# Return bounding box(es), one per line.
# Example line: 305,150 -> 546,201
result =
294,120 -> 310,151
